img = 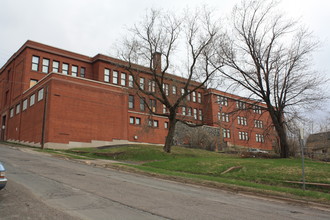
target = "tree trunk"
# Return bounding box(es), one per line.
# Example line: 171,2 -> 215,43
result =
267,104 -> 289,158
163,111 -> 177,153
276,117 -> 289,158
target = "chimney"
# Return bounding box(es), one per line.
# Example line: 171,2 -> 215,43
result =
152,52 -> 162,73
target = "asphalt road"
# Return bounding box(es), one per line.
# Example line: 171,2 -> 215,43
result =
0,144 -> 329,220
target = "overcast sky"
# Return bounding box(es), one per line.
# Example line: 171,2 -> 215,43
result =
1,0 -> 329,128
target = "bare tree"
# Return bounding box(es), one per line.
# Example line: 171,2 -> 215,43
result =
118,8 -> 223,153
216,0 -> 325,158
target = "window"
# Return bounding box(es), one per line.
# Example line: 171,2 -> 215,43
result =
112,71 -> 118,84
104,69 -> 110,82
130,117 -> 141,125
30,94 -> 35,106
148,119 -> 158,127
42,58 -> 50,73
80,67 -> 86,78
199,109 -> 203,120
181,88 -> 185,96
172,86 -> 177,95
129,117 -> 135,124
139,98 -> 145,111
139,77 -> 145,90
253,105 -> 262,114
163,84 -> 169,96
164,122 -> 169,129
236,101 -> 246,109
22,99 -> 28,111
187,90 -> 191,101
223,129 -> 231,138
16,103 -> 20,114
222,113 -> 229,122
10,108 -> 14,118
62,63 -> 69,75
38,88 -> 44,101
217,96 -> 228,106
149,99 -> 156,112
148,80 -> 156,92
193,108 -> 197,119
237,116 -> 247,126
72,65 -> 78,77
254,120 -> 263,128
153,120 -> 159,128
239,131 -> 249,140
30,79 -> 38,88
256,134 -> 264,143
128,75 -> 133,87
197,92 -> 202,103
52,61 -> 59,72
187,107 -> 192,116
31,56 -> 39,71
182,107 -> 186,115
128,95 -> 134,109
163,104 -> 167,114
121,73 -> 126,86
192,91 -> 196,102
136,117 -> 141,125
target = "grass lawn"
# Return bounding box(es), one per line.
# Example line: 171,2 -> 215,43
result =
47,144 -> 330,203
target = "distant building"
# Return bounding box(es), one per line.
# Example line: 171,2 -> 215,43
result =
306,132 -> 330,159
0,40 -> 276,149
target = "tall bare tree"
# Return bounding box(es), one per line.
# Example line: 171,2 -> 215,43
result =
216,0 -> 325,158
118,9 -> 223,153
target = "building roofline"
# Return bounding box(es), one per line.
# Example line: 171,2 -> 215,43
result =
1,40 -> 265,107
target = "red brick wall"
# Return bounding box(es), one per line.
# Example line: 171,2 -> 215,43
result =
46,74 -> 128,144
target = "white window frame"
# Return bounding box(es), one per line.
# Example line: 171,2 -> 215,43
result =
199,109 -> 203,120
22,99 -> 28,111
197,92 -> 202,103
72,65 -> 78,77
16,103 -> 20,114
128,75 -> 134,87
62,63 -> 69,75
113,71 -> 118,84
128,95 -> 134,109
192,91 -> 196,102
32,56 -> 39,71
30,94 -> 35,106
172,86 -> 177,95
121,73 -> 126,86
37,88 -> 44,101
52,61 -> 59,72
193,108 -> 197,119
10,108 -> 14,118
139,77 -> 145,90
42,58 -> 50,73
80,67 -> 86,78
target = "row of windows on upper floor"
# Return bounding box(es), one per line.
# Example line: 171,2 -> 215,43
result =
128,95 -> 203,121
217,95 -> 263,114
31,55 -> 86,77
105,68 -> 203,103
9,88 -> 44,118
217,113 -> 264,128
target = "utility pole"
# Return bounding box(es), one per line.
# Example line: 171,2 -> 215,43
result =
218,99 -> 223,152
299,128 -> 306,191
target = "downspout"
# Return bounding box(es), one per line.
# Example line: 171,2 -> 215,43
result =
41,86 -> 48,149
